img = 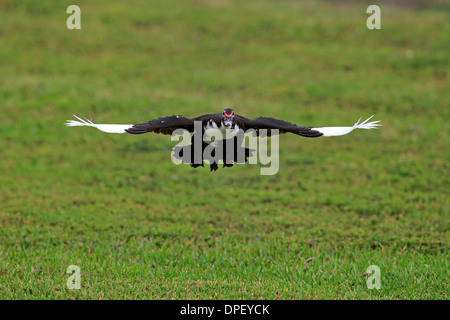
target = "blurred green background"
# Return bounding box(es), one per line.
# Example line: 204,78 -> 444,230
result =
0,0 -> 448,299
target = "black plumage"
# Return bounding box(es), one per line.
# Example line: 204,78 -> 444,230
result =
172,136 -> 255,171
123,109 -> 321,170
125,109 -> 323,138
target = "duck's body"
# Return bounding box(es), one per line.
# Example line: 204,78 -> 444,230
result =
66,108 -> 381,171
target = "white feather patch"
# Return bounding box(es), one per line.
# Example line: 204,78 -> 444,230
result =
65,115 -> 133,134
312,115 -> 381,137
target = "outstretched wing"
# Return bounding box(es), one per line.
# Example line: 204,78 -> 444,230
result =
65,115 -> 195,135
244,116 -> 323,137
244,115 -> 381,138
125,115 -> 195,135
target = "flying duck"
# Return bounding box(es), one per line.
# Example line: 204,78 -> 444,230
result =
66,108 -> 381,171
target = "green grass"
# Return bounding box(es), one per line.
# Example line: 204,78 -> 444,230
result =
0,0 -> 448,299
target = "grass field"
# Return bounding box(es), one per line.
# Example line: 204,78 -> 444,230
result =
0,0 -> 448,299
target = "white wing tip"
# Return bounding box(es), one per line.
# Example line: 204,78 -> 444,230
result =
65,115 -> 133,134
355,115 -> 382,130
312,115 -> 381,137
65,115 -> 94,127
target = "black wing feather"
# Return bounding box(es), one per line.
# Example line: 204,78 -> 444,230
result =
245,117 -> 323,138
193,113 -> 222,126
125,115 -> 195,135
